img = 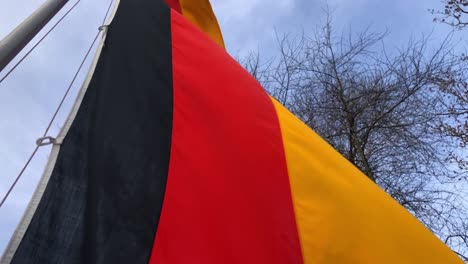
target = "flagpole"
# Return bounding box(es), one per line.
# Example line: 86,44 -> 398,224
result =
0,0 -> 69,72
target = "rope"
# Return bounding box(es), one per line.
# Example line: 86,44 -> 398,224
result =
0,1 -> 81,84
0,0 -> 115,208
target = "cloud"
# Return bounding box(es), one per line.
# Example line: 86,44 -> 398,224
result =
213,0 -> 465,60
212,0 -> 301,56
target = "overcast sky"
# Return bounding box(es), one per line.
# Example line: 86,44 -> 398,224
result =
0,0 -> 466,256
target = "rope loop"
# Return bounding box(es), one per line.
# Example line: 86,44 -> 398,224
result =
98,25 -> 109,31
36,136 -> 57,146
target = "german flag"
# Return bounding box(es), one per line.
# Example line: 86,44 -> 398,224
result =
1,0 -> 462,263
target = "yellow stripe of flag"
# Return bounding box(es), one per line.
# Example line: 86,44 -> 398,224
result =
178,0 -> 225,48
271,99 -> 462,263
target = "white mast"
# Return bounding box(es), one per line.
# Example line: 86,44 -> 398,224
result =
0,0 -> 69,72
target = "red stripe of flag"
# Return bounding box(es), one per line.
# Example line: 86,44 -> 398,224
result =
165,0 -> 181,13
149,10 -> 303,264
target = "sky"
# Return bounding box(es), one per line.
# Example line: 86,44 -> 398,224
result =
0,0 -> 466,256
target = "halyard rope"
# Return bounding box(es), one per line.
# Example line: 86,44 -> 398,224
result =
0,0 -> 115,208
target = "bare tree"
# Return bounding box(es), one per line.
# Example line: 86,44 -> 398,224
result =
435,55 -> 468,175
241,15 -> 468,261
431,0 -> 468,29
432,0 -> 468,199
